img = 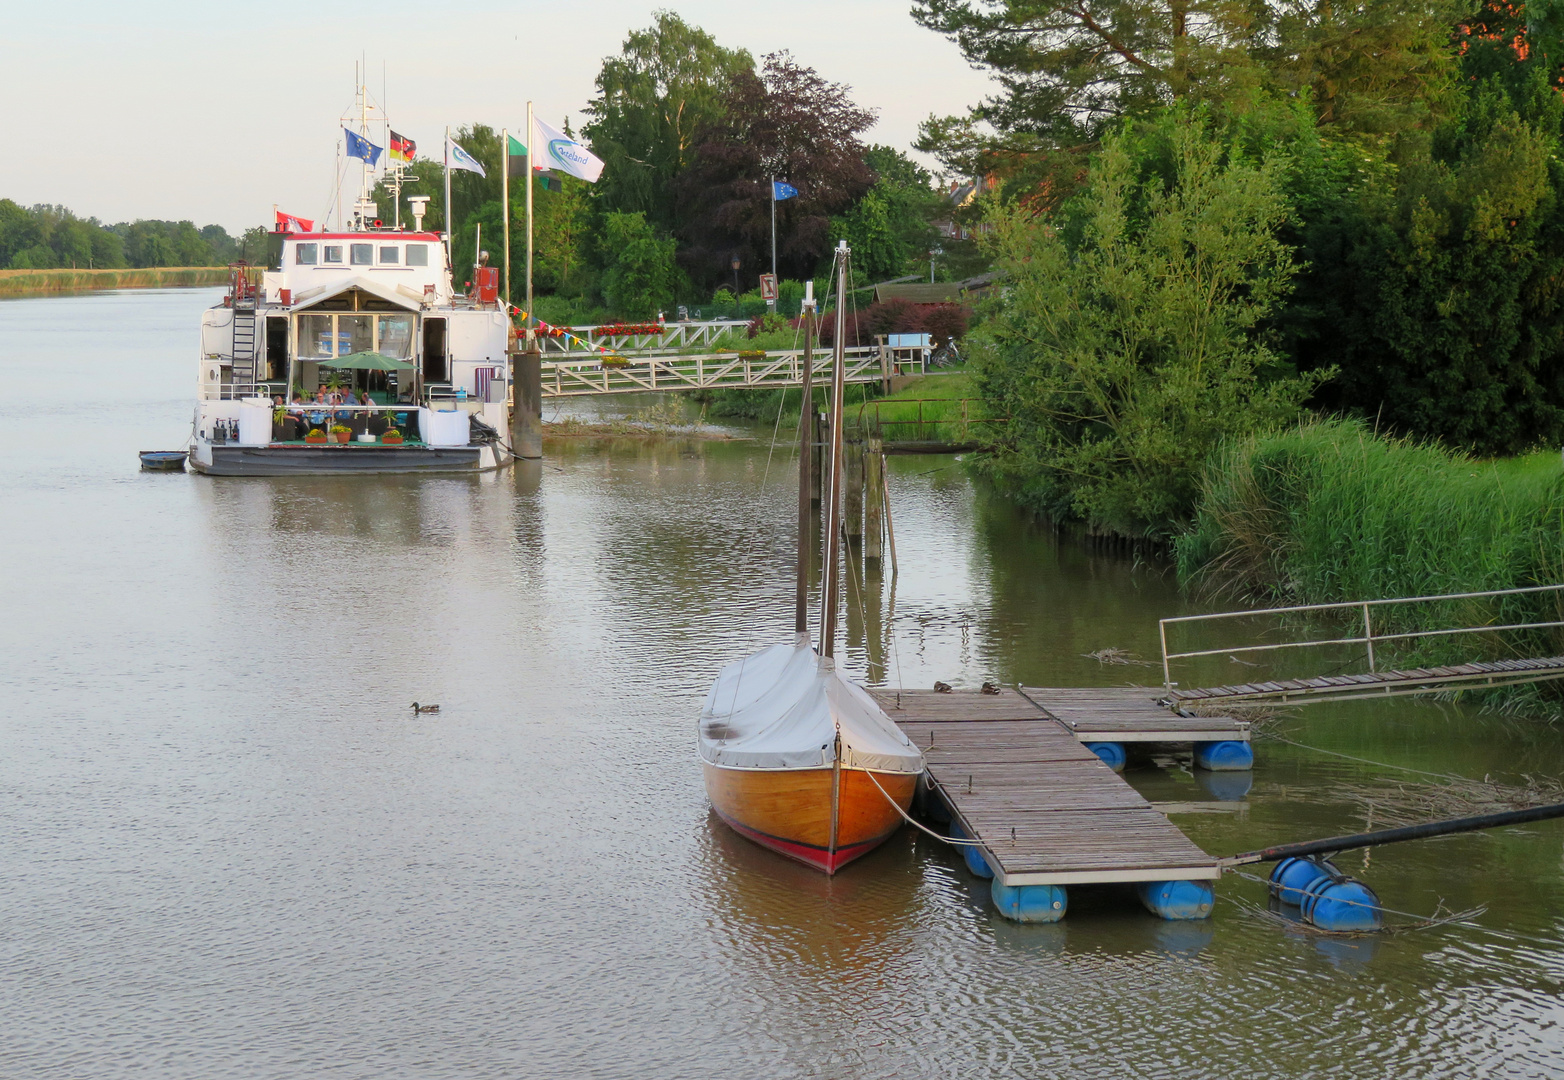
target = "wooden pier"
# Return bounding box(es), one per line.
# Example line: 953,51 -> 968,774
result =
872,688 -> 1224,886
1019,686 -> 1249,744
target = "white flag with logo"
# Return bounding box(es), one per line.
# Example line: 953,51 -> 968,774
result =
447,139 -> 487,177
532,118 -> 604,184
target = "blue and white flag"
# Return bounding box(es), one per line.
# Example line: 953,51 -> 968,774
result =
533,118 -> 604,183
344,128 -> 383,166
447,139 -> 487,177
773,180 -> 798,201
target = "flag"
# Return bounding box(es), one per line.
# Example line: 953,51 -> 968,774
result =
389,130 -> 416,163
536,170 -> 562,194
506,134 -> 528,180
344,128 -> 383,166
448,139 -> 486,177
275,210 -> 315,233
533,117 -> 604,183
773,181 -> 799,201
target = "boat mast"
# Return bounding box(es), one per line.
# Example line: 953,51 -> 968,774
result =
819,242 -> 849,659
795,282 -> 815,639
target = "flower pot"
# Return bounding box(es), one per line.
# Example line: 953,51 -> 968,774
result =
381,434 -> 404,445
333,431 -> 351,443
305,433 -> 327,444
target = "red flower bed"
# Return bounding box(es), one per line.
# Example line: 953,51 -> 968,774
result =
596,322 -> 664,337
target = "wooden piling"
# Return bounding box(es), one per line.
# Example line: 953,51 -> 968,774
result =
865,435 -> 884,562
810,407 -> 825,506
844,431 -> 864,543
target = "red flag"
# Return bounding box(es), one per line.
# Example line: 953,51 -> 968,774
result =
275,210 -> 315,233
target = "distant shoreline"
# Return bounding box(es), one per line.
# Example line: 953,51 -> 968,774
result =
0,267 -> 229,298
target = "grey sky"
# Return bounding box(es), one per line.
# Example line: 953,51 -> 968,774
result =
1,1 -> 995,232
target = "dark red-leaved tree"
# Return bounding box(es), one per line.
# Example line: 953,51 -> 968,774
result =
678,52 -> 876,289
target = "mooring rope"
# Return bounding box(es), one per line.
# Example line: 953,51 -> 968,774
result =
1263,734 -> 1477,783
862,768 -> 985,847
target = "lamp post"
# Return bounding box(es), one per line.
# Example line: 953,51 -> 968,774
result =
730,254 -> 741,299
930,246 -> 944,284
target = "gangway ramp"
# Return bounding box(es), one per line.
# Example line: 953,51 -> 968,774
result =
874,689 -> 1219,886
1160,584 -> 1564,706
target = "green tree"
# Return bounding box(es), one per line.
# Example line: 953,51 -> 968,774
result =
583,12 -> 753,235
972,112 -> 1328,536
600,211 -> 677,317
830,146 -> 944,282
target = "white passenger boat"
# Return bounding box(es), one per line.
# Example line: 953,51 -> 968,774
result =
189,90 -> 515,476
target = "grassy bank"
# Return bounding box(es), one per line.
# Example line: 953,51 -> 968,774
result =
0,267 -> 228,298
1175,419 -> 1564,694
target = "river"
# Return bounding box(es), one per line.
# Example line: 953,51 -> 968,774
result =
3,288 -> 1563,1078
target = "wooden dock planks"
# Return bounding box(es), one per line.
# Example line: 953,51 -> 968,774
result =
1019,686 -> 1250,743
872,688 -> 1221,886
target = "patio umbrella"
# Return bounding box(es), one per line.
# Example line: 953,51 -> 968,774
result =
319,351 -> 415,371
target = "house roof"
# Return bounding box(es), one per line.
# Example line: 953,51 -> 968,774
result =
873,282 -> 967,304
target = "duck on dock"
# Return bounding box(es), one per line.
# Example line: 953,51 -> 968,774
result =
933,681 -> 953,693
411,702 -> 440,714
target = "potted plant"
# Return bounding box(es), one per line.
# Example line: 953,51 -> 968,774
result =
272,407 -> 289,442
305,427 -> 328,444
331,423 -> 352,443
381,427 -> 404,445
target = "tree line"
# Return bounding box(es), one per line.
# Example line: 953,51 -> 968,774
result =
0,200 -> 264,271
918,0 -> 1564,536
375,13 -> 963,324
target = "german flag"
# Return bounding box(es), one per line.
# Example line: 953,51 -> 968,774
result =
389,131 -> 416,163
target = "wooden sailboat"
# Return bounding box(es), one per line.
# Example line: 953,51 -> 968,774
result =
699,242 -> 923,874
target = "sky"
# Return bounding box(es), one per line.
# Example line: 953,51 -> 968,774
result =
0,1 -> 996,233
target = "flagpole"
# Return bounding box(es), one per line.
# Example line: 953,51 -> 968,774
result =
443,126 -> 452,264
526,101 -> 535,347
770,177 -> 778,313
502,128 -> 511,308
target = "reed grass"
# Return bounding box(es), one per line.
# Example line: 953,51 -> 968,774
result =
1176,418 -> 1564,699
0,267 -> 228,297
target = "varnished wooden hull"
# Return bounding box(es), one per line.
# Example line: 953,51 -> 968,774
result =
703,762 -> 918,874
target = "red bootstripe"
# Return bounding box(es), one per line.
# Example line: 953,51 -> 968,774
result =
714,810 -> 896,874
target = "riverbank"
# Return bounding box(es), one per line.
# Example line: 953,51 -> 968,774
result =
0,266 -> 228,298
1175,419 -> 1564,700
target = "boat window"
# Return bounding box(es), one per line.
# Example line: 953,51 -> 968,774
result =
295,243 -> 318,266
323,245 -> 343,264
405,244 -> 429,266
379,245 -> 399,265
299,313 -> 335,358
341,314 -> 373,355
350,243 -> 373,266
378,314 -> 415,359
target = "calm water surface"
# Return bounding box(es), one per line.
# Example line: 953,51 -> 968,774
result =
3,289 -> 1564,1078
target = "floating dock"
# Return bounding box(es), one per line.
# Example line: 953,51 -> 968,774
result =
1018,686 -> 1248,745
873,688 -> 1227,891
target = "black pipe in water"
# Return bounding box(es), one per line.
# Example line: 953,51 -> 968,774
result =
1226,801 -> 1564,866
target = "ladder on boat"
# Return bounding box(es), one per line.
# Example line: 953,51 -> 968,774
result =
231,300 -> 257,396
1161,584 -> 1564,705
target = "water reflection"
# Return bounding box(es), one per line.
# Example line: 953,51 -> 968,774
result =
4,290 -> 1564,1077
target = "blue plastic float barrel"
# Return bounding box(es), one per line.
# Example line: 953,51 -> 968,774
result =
949,822 -> 994,878
1301,878 -> 1383,932
1268,856 -> 1338,906
991,879 -> 1068,923
1194,740 -> 1254,771
1137,879 -> 1216,920
1084,741 -> 1127,772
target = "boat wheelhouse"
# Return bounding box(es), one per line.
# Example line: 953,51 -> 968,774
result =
189,225 -> 514,476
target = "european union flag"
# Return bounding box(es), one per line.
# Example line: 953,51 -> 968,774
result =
773,181 -> 798,201
344,128 -> 383,166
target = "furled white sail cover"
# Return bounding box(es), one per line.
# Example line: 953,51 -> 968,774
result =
699,640 -> 925,774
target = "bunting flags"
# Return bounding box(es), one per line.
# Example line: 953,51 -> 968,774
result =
275,210 -> 315,233
533,117 -> 604,183
773,181 -> 799,201
344,128 -> 383,166
389,131 -> 416,163
448,139 -> 486,177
